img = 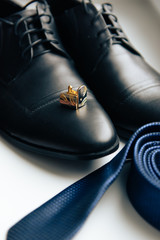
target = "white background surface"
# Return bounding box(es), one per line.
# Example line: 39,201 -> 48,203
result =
0,0 -> 160,239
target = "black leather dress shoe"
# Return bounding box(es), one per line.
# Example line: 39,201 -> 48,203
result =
53,1 -> 160,138
0,0 -> 119,160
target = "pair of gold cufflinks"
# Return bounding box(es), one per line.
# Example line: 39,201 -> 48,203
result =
60,85 -> 87,109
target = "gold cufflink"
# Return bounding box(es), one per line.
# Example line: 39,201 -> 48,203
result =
60,85 -> 87,109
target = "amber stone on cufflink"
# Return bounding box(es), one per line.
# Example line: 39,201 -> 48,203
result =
60,85 -> 87,109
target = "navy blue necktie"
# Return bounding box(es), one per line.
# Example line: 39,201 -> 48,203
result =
7,122 -> 160,240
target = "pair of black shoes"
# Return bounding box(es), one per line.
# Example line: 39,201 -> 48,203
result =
0,0 -> 160,160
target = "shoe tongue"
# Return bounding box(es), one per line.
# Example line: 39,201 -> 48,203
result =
8,2 -> 37,22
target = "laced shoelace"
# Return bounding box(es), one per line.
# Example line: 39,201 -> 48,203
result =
82,0 -> 129,47
0,0 -> 59,60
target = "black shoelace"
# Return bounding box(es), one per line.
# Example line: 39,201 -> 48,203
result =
0,0 -> 59,60
82,0 -> 129,47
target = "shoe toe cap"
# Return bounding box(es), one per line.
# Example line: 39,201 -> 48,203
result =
28,94 -> 119,159
113,84 -> 160,136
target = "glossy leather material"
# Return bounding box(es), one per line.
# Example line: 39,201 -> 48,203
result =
0,0 -> 119,160
54,1 -> 160,138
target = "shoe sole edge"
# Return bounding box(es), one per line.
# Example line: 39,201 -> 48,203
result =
0,129 -> 119,161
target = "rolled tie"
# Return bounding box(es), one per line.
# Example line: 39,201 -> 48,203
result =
7,122 -> 160,240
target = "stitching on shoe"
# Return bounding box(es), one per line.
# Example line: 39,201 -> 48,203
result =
29,89 -> 70,110
31,97 -> 60,113
115,77 -> 160,102
0,85 -> 92,114
117,83 -> 160,108
29,86 -> 82,111
30,90 -> 93,113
